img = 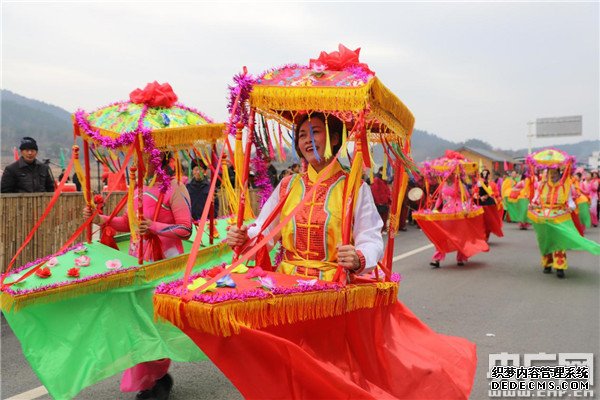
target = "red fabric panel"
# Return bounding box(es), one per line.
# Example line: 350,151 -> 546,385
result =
180,301 -> 476,400
482,205 -> 504,238
571,211 -> 585,237
416,214 -> 489,258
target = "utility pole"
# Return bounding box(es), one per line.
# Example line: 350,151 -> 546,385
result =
526,121 -> 535,155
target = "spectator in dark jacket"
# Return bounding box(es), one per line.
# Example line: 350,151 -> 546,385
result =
72,173 -> 82,191
186,162 -> 219,220
1,137 -> 55,193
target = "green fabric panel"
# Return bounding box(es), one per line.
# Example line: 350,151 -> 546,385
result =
3,241 -> 233,400
578,202 -> 591,228
532,218 -> 600,256
504,198 -> 530,223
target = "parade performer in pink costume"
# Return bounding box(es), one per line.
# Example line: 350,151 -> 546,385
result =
84,156 -> 192,400
581,171 -> 598,227
430,175 -> 470,267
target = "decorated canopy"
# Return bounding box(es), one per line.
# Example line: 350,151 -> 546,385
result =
229,45 -> 414,146
421,150 -> 479,178
74,81 -> 224,151
526,148 -> 574,169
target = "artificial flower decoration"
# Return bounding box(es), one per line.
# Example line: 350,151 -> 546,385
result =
231,264 -> 249,274
187,277 -> 217,292
309,44 -> 374,75
245,267 -> 268,279
129,81 -> 178,108
257,276 -> 276,291
46,257 -> 59,267
72,244 -> 88,254
444,150 -> 466,160
35,267 -> 52,278
74,255 -> 91,267
206,265 -> 225,278
67,268 -> 80,278
105,259 -> 122,269
216,274 -> 236,288
296,278 -> 318,288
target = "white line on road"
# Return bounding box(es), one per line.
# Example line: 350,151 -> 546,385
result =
7,243 -> 433,400
5,386 -> 48,400
392,244 -> 434,262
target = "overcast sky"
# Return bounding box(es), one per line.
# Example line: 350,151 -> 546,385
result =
2,1 -> 598,150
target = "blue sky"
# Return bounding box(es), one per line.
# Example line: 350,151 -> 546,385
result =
2,2 -> 598,150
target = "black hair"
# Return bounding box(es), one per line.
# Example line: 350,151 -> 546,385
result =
294,112 -> 344,160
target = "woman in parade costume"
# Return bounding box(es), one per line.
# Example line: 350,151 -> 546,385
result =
501,170 -> 518,221
428,174 -> 471,267
474,168 -> 503,240
227,113 -> 383,280
587,171 -> 599,227
507,172 -> 534,230
84,153 -> 192,400
571,170 -> 591,232
527,150 -> 600,279
224,112 -> 475,399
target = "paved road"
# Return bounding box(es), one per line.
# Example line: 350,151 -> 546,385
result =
2,222 -> 599,399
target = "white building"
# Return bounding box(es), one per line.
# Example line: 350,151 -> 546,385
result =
588,151 -> 600,171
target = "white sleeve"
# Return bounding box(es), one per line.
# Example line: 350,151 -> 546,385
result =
247,182 -> 282,247
353,182 -> 384,268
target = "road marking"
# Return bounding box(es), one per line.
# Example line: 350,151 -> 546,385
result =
392,244 -> 434,262
6,242 -> 433,400
5,386 -> 48,400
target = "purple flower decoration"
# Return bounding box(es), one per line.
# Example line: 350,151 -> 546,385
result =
216,274 -> 236,288
296,278 -> 318,287
72,244 -> 88,254
257,276 -> 276,291
226,71 -> 256,136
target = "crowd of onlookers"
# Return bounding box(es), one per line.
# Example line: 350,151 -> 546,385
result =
4,136 -> 597,234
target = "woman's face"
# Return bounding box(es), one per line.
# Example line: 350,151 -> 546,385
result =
297,117 -> 338,171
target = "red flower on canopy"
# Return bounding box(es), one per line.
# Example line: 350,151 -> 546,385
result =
444,150 -> 466,160
206,265 -> 225,278
35,267 -> 52,278
309,44 -> 374,75
67,267 -> 81,278
129,81 -> 178,108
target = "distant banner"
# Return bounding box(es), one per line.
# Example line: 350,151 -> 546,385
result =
536,116 -> 582,138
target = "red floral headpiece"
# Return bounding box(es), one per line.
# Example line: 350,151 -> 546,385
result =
309,44 -> 374,75
129,81 -> 178,108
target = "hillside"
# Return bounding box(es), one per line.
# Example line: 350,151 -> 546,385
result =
1,90 -> 73,159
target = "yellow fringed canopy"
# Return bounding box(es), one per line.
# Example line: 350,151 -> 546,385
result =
251,76 -> 414,142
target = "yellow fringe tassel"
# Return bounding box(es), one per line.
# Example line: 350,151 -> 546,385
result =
1,270 -> 137,312
382,153 -> 388,181
220,160 -> 239,216
248,78 -> 415,142
154,281 -> 398,337
80,124 -> 225,151
324,117 -> 332,160
340,124 -> 348,156
412,207 -> 484,221
127,173 -> 138,243
244,187 -> 255,220
73,157 -> 92,205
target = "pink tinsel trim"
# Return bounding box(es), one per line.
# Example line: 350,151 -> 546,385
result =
155,269 -> 401,305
